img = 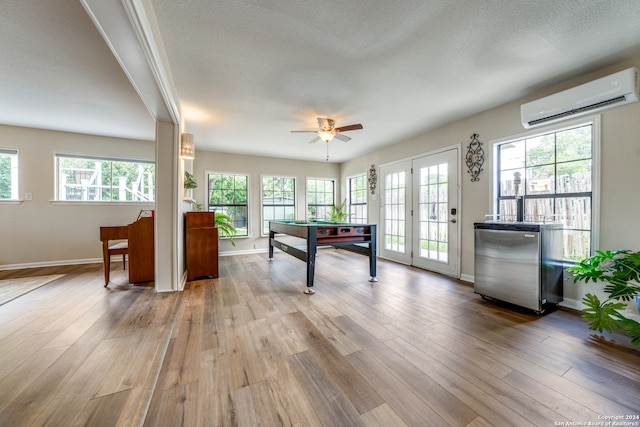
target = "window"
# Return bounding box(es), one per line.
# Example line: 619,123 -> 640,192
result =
0,149 -> 18,200
208,172 -> 249,237
55,154 -> 154,201
262,176 -> 295,234
348,174 -> 367,223
495,121 -> 596,261
307,178 -> 335,221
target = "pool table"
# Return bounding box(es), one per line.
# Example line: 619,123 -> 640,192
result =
268,220 -> 377,294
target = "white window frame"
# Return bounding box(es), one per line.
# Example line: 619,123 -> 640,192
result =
346,172 -> 367,224
491,115 -> 600,260
0,148 -> 19,201
54,153 -> 155,202
206,171 -> 250,238
261,175 -> 296,235
306,177 -> 336,221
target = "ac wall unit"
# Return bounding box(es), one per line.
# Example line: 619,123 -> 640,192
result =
521,67 -> 639,128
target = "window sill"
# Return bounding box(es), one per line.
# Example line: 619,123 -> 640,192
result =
49,200 -> 155,206
0,199 -> 23,205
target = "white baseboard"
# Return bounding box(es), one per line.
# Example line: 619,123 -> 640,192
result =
0,257 -> 102,271
219,248 -> 267,257
559,297 -> 583,311
459,274 -> 474,283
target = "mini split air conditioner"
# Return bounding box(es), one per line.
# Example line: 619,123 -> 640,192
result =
521,67 -> 639,128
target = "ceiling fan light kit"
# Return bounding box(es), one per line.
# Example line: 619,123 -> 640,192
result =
319,131 -> 335,143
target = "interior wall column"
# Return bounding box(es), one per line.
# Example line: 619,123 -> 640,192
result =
155,120 -> 179,292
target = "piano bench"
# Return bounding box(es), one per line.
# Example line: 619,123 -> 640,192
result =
109,241 -> 128,267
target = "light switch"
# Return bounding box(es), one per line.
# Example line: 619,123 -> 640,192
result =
24,193 -> 32,200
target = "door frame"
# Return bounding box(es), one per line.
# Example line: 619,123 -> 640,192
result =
377,144 -> 462,278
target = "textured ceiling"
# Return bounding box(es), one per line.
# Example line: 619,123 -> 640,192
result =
2,1 -> 640,162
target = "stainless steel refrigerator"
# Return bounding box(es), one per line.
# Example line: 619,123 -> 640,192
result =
474,222 -> 563,314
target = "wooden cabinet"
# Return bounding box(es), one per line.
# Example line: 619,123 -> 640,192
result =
185,212 -> 219,281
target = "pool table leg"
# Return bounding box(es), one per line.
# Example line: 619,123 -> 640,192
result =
305,230 -> 317,294
268,230 -> 274,261
368,228 -> 377,282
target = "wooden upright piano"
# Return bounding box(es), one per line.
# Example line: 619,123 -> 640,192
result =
100,211 -> 155,286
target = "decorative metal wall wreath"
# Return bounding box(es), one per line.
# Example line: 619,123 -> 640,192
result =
368,164 -> 377,195
465,133 -> 484,182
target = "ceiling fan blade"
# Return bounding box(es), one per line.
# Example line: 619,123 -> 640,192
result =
334,133 -> 351,142
308,136 -> 321,144
334,123 -> 363,132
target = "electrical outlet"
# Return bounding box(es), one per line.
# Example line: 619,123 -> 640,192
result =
24,193 -> 33,200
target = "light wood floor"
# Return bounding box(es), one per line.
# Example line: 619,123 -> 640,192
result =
0,250 -> 638,427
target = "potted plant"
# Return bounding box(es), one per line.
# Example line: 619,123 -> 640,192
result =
214,212 -> 237,246
328,199 -> 349,222
184,171 -> 198,190
568,249 -> 640,345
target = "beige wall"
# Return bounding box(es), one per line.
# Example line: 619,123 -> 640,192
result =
0,124 -> 154,267
340,58 -> 640,312
190,151 -> 340,254
3,58 -> 640,313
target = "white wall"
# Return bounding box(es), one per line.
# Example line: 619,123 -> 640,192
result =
0,124 -> 155,268
190,151 -> 340,254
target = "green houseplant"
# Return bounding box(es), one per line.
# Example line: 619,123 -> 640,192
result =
184,171 -> 198,190
328,199 -> 349,222
214,212 -> 237,246
568,249 -> 640,345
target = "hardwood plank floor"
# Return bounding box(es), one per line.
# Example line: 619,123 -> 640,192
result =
0,250 -> 638,426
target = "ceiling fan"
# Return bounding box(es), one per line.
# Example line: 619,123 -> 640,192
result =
291,117 -> 363,144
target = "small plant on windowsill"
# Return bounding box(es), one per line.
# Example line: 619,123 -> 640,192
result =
568,249 -> 640,345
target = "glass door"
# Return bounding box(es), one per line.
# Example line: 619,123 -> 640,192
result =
412,148 -> 459,276
379,161 -> 412,264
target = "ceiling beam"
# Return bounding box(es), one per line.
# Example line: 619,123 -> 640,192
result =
80,0 -> 179,125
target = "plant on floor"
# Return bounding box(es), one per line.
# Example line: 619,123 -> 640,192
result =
328,199 -> 349,222
215,212 -> 237,246
184,171 -> 197,190
568,249 -> 640,345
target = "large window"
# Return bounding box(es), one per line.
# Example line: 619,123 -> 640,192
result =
262,176 -> 295,234
307,178 -> 335,221
348,174 -> 367,223
208,172 -> 249,237
55,154 -> 154,201
495,121 -> 596,261
0,149 -> 18,200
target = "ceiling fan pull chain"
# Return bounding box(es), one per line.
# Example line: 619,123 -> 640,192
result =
326,143 -> 329,161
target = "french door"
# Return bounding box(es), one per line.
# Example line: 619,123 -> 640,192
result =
380,148 -> 459,277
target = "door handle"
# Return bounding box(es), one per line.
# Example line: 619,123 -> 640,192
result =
450,219 -> 457,223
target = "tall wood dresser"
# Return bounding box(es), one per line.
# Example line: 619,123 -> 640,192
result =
185,212 -> 219,281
